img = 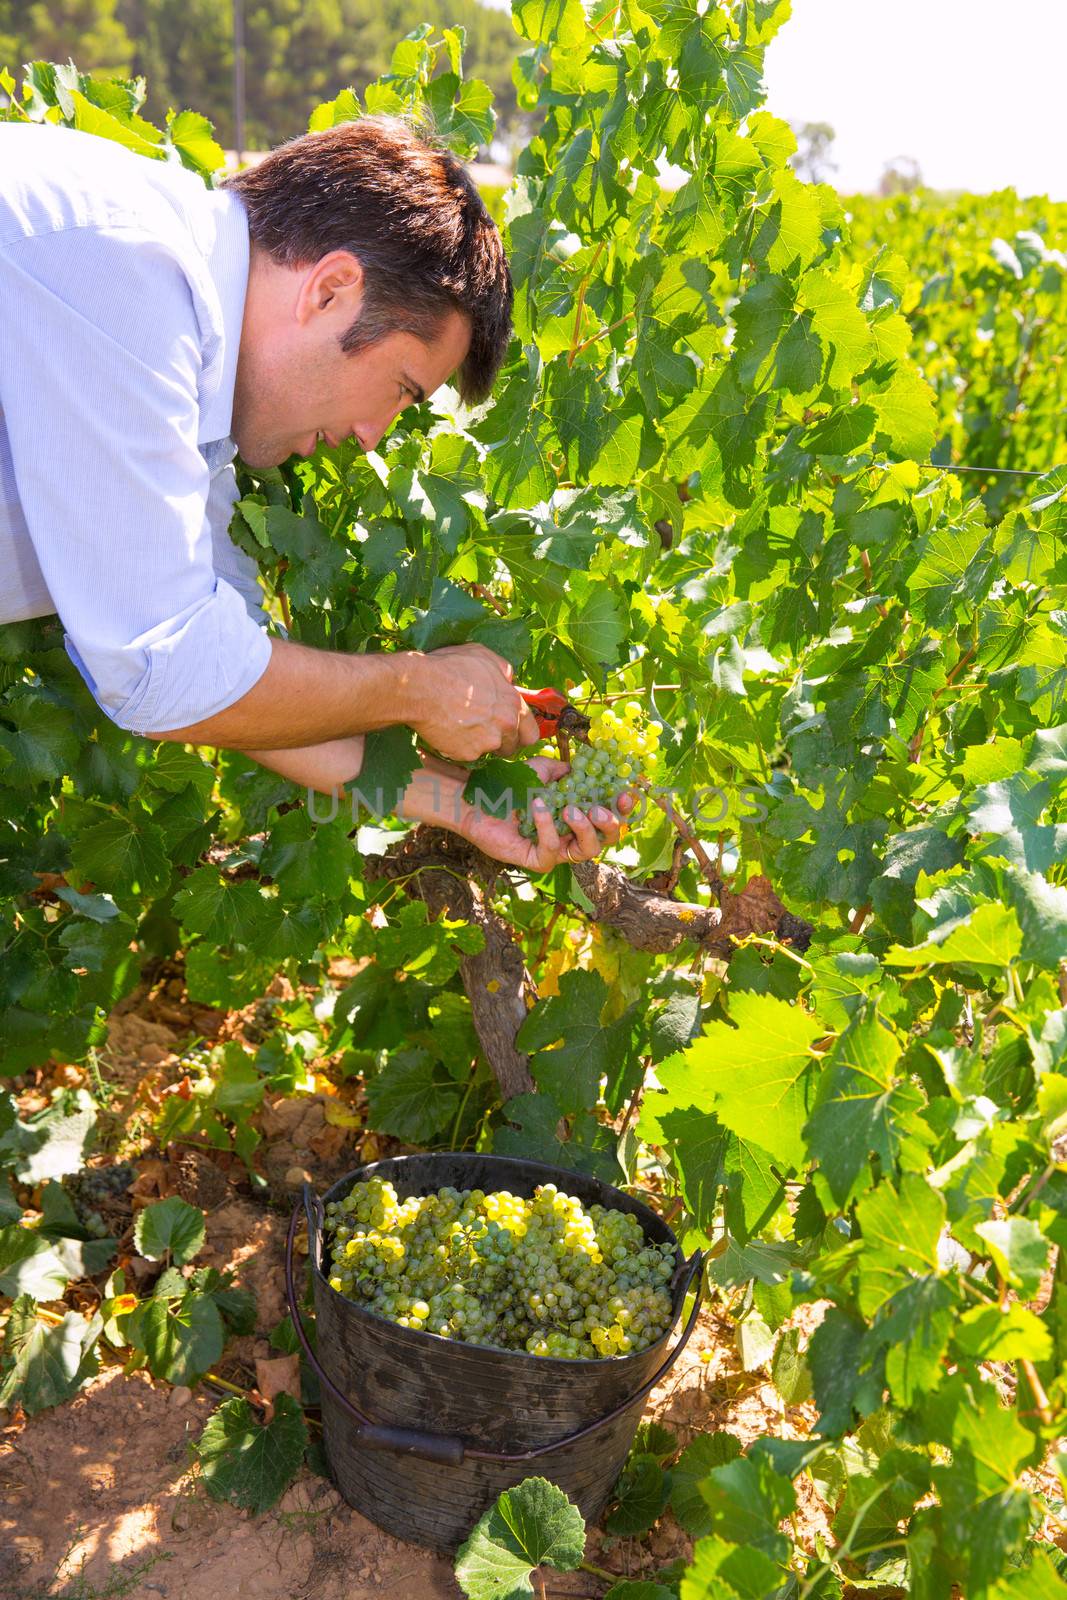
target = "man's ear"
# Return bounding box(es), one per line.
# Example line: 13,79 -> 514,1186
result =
294,250 -> 365,327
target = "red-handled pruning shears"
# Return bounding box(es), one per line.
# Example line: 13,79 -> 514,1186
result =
519,687 -> 593,743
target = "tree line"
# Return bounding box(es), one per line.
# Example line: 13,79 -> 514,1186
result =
0,0 -> 521,149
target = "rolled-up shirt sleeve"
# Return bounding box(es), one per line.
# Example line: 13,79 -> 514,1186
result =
0,226 -> 271,733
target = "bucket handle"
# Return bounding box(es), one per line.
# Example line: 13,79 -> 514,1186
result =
285,1183 -> 705,1468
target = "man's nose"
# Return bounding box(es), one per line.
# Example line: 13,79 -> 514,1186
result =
356,400 -> 408,454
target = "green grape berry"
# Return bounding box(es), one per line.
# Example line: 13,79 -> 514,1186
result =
322,1179 -> 675,1361
518,700 -> 661,839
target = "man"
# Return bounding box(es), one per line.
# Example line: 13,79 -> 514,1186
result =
0,116 -> 629,867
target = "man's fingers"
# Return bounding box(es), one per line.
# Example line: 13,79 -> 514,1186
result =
531,797 -> 562,856
516,703 -> 540,747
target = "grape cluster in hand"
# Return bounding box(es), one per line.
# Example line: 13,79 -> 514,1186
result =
324,1178 -> 675,1360
519,701 -> 660,839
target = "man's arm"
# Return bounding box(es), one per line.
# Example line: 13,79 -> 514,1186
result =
148,637 -> 539,762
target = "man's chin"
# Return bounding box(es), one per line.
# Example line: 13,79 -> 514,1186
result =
232,436 -> 289,471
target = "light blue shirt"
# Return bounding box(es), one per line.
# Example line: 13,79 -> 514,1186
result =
0,123 -> 272,733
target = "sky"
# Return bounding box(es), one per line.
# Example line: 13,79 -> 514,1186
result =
760,0 -> 1067,198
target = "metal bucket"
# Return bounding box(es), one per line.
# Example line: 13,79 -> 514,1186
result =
285,1152 -> 703,1551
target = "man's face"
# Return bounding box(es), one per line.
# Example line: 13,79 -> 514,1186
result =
233,253 -> 471,469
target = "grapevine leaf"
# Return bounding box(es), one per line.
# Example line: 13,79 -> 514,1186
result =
139,1291 -> 224,1385
997,865 -> 1067,970
0,1296 -> 100,1416
883,902 -> 1023,974
68,812 -> 171,899
674,992 -> 821,1171
973,1217 -> 1049,1298
133,1196 -> 206,1265
878,1275 -> 956,1406
804,1008 -> 927,1207
0,1225 -> 76,1299
808,1308 -> 885,1435
671,1433 -> 743,1537
350,727 -> 421,816
953,1303 -> 1053,1363
605,1454 -> 670,1536
455,1477 -> 586,1600
855,1175 -> 945,1316
697,1455 -> 795,1562
519,970 -> 640,1117
0,694 -> 80,786
194,1393 -> 308,1514
409,577 -> 488,652
0,1090 -> 97,1182
365,1049 -> 464,1143
493,1093 -> 623,1184
679,1534 -> 786,1600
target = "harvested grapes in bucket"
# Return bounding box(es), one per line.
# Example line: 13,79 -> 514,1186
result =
323,1179 -> 676,1359
519,701 -> 660,839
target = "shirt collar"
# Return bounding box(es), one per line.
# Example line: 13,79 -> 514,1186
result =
197,186 -> 250,448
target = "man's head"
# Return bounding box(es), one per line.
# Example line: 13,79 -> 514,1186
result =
227,117 -> 512,469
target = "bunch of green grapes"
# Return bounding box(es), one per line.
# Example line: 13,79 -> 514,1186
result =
519,701 -> 660,839
323,1177 -> 676,1360
64,1161 -> 136,1237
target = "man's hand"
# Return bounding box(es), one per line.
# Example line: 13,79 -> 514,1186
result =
407,643 -> 540,762
400,754 -> 632,871
149,636 -> 540,766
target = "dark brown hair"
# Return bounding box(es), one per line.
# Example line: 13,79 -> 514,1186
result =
227,117 -> 512,403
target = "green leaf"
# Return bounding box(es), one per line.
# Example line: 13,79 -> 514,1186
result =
559,587 -> 628,676
0,694 -> 79,785
365,1048 -> 463,1143
855,1174 -> 945,1316
973,1217 -> 1049,1298
868,366 -> 938,459
680,1534 -> 786,1600
0,1296 -> 100,1416
492,1093 -> 623,1185
69,812 -> 171,899
0,1090 -> 97,1182
675,992 -> 821,1171
139,1290 -> 224,1385
998,865 -> 1067,970
409,577 -> 488,652
883,902 -> 1023,974
953,1303 -> 1053,1363
804,1008 -> 926,1207
671,1433 -> 743,1537
879,1275 -> 956,1406
0,1225 -> 75,1299
605,1453 -> 670,1536
194,1393 -> 308,1514
808,1308 -> 882,1435
133,1197 -> 206,1265
455,1476 -> 586,1600
697,1455 -> 795,1562
805,405 -> 877,457
967,775 -> 1067,875
519,970 -> 640,1116
173,870 -> 264,948
351,727 -> 421,816
167,108 -> 224,173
